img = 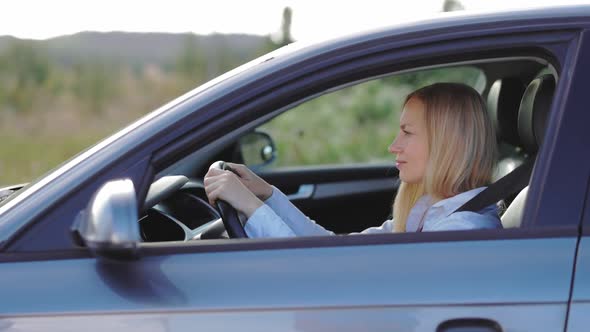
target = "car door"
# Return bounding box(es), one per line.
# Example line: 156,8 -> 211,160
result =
567,192 -> 590,332
568,231 -> 590,332
561,175 -> 590,332
1,13 -> 588,332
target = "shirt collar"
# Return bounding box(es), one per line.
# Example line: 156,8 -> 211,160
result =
428,186 -> 487,217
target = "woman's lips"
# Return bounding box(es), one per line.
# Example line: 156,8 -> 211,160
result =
396,161 -> 407,168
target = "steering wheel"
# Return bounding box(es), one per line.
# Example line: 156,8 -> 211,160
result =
211,161 -> 248,238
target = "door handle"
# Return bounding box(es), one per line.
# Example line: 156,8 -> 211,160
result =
437,318 -> 502,332
286,184 -> 315,200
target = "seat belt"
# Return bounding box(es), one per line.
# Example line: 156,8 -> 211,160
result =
453,157 -> 535,213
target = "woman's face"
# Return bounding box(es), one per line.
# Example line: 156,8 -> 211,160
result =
389,97 -> 429,184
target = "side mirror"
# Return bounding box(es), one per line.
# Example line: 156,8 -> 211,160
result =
238,130 -> 277,169
72,178 -> 141,260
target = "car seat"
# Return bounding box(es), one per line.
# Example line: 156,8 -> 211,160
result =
501,74 -> 556,228
487,77 -> 527,182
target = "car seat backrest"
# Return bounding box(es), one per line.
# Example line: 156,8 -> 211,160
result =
501,74 -> 556,228
487,77 -> 527,182
517,74 -> 556,154
487,77 -> 526,147
501,186 -> 528,228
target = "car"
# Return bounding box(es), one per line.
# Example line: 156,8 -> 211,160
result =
1,5 -> 590,331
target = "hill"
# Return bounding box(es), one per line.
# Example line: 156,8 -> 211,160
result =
0,31 -> 270,66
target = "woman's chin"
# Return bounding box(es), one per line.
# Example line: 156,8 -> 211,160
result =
399,174 -> 422,184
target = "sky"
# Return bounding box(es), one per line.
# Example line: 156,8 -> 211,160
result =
1,0 -> 588,41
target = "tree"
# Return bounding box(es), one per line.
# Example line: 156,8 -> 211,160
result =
280,7 -> 293,46
0,41 -> 50,113
176,34 -> 206,82
443,0 -> 464,12
71,60 -> 118,114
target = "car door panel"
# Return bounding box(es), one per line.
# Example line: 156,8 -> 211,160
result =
0,234 -> 576,331
566,303 -> 590,332
566,236 -> 590,331
0,304 -> 566,332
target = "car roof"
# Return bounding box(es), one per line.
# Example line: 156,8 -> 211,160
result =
275,5 -> 590,60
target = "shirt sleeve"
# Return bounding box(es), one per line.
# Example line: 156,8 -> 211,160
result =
264,186 -> 397,236
262,186 -> 336,236
244,204 -> 296,238
426,211 -> 503,231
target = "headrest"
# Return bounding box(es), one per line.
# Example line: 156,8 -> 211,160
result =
517,75 -> 556,154
487,78 -> 526,146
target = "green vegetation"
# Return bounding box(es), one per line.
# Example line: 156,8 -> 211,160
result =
0,134 -> 102,185
0,34 -> 483,186
261,67 -> 484,168
0,36 -> 274,186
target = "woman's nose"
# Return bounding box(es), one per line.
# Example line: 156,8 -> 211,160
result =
389,136 -> 402,154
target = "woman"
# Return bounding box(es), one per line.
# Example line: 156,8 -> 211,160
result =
204,83 -> 502,237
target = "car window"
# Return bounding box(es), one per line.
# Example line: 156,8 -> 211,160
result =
245,66 -> 485,169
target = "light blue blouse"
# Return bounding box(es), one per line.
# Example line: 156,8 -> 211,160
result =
244,186 -> 502,238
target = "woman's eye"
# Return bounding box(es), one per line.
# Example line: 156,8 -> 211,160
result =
402,129 -> 411,135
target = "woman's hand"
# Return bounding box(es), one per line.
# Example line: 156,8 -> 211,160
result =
222,162 -> 274,201
204,167 -> 263,218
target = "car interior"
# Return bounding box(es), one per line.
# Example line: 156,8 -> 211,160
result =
138,56 -> 557,242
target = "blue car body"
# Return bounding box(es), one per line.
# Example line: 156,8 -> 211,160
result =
1,5 -> 590,331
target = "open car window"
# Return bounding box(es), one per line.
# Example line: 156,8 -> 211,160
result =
248,66 -> 486,169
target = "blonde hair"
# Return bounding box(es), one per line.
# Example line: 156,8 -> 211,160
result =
392,83 -> 497,232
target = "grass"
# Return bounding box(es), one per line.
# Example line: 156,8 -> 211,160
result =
0,134 -> 104,186
0,65 -> 483,186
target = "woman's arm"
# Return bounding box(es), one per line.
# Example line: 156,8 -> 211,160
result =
205,162 -> 398,237
244,204 -> 297,238
261,186 -> 336,236
204,163 -> 334,237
